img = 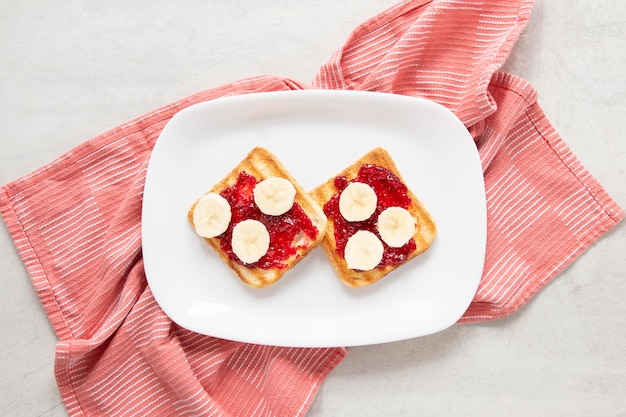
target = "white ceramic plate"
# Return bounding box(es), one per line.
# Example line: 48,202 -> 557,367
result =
142,90 -> 486,347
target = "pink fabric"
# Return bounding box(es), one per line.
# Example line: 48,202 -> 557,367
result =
1,0 -> 623,416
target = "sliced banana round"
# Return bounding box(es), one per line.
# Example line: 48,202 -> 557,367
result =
344,230 -> 384,271
253,177 -> 296,216
193,192 -> 232,238
339,182 -> 377,222
231,219 -> 270,264
377,206 -> 416,247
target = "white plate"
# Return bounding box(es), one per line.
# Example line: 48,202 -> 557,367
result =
142,90 -> 486,347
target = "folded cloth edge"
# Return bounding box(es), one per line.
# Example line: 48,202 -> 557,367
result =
460,71 -> 625,322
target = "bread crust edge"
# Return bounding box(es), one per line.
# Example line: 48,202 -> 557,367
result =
188,147 -> 328,288
309,147 -> 436,287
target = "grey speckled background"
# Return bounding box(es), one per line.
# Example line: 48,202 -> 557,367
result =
1,1 -> 625,416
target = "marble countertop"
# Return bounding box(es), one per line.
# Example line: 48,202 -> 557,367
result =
1,1 -> 625,415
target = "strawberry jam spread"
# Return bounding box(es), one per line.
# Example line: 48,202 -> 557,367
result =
324,164 -> 416,267
218,171 -> 318,269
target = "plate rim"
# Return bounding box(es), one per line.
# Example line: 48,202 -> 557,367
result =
142,89 -> 486,347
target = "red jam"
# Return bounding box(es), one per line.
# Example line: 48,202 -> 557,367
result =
218,171 -> 319,269
324,164 -> 416,268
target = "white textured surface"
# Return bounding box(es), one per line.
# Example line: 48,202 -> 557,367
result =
1,1 -> 625,416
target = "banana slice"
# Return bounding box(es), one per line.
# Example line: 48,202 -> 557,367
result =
377,206 -> 416,247
253,177 -> 296,216
231,219 -> 270,264
344,230 -> 384,271
193,192 -> 232,238
339,182 -> 377,222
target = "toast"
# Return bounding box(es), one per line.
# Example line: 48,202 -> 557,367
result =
188,147 -> 327,288
309,147 -> 436,287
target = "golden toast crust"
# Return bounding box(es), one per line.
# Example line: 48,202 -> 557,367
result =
188,147 -> 327,288
309,147 -> 436,287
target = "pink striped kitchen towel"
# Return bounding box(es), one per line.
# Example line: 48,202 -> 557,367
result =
1,0 -> 623,416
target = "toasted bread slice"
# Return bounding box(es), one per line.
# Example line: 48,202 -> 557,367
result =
310,147 -> 436,287
188,147 -> 327,288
